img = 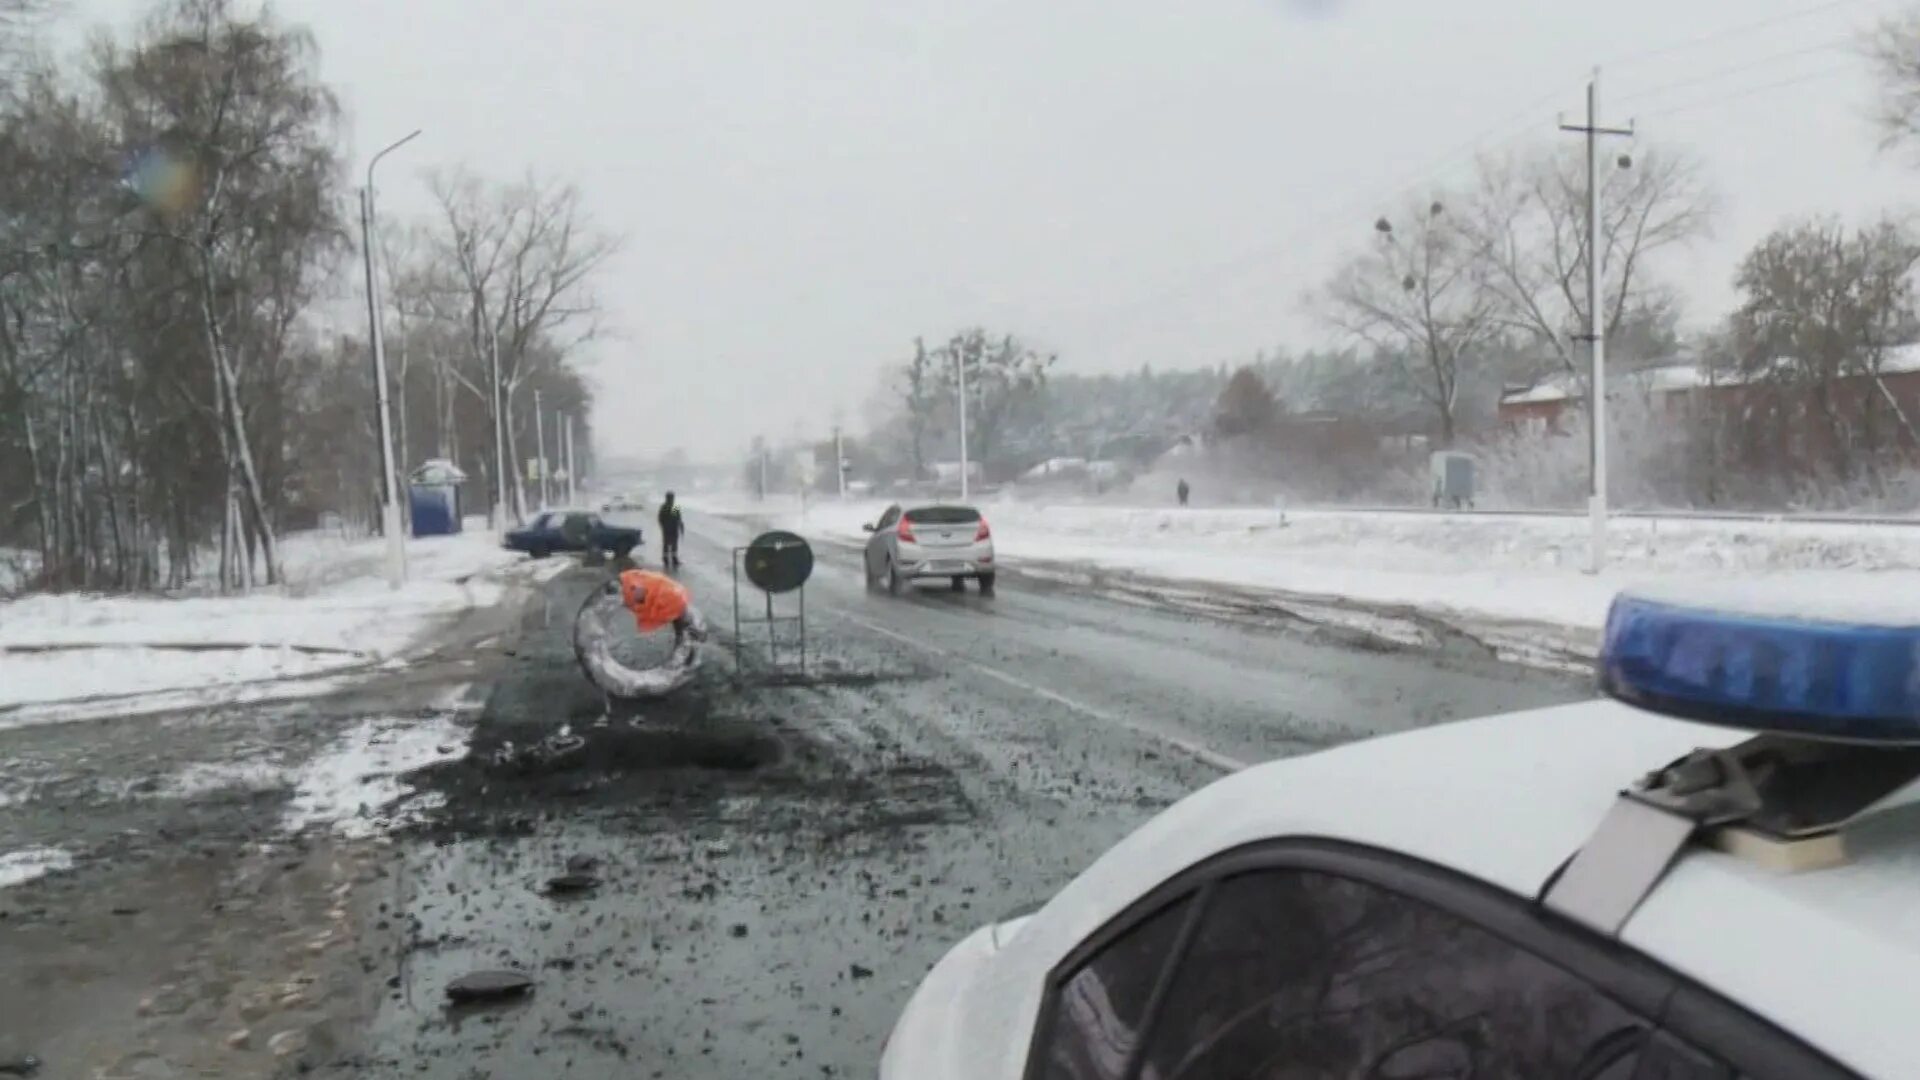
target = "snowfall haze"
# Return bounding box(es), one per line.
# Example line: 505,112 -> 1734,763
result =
55,0 -> 1913,461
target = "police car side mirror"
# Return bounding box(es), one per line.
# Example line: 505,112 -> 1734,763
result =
862,523 -> 876,532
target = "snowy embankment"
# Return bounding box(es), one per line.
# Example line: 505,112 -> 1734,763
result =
0,524 -> 564,727
721,496 -> 1920,665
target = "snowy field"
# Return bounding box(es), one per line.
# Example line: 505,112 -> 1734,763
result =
721,496 -> 1920,656
0,523 -> 566,727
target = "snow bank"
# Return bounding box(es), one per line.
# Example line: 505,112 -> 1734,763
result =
2,645 -> 345,706
719,495 -> 1920,651
0,527 -> 566,720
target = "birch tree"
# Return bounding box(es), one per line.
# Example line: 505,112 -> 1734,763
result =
1323,198 -> 1498,446
95,0 -> 344,587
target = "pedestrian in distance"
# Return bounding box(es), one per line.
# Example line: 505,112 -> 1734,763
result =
1176,478 -> 1190,507
657,491 -> 685,569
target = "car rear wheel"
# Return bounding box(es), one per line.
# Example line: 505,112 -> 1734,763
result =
529,545 -> 550,559
611,542 -> 634,560
887,560 -> 903,596
978,573 -> 996,596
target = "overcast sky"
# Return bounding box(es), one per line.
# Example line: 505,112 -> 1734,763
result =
67,0 -> 1920,460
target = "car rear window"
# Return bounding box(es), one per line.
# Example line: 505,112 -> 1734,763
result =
905,506 -> 980,525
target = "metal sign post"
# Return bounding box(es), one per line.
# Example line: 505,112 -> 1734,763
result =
730,530 -> 814,676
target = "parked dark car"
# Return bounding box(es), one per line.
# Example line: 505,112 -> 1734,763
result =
503,510 -> 641,559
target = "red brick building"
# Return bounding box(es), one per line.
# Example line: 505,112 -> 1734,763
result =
1498,350 -> 1920,451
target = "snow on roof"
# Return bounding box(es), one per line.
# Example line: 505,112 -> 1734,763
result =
1502,348 -> 1920,408
1020,457 -> 1088,480
1500,377 -> 1577,405
972,699 -> 1920,1078
411,459 -> 468,485
1882,341 -> 1920,374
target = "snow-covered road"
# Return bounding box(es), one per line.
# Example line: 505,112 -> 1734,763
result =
721,496 -> 1920,657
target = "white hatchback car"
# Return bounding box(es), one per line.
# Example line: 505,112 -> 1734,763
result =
882,584 -> 1920,1080
863,503 -> 996,595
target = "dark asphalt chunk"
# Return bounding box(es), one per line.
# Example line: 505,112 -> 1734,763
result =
543,873 -> 600,896
444,970 -> 535,1003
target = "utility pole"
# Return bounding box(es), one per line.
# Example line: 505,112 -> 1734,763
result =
1560,68 -> 1632,574
833,425 -> 847,499
955,348 -> 970,500
487,325 -> 508,528
534,390 -> 549,509
565,416 -> 577,505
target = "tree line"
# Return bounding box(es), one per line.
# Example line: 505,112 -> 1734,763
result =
0,0 -> 616,594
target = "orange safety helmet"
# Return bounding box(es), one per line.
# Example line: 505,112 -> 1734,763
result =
617,569 -> 690,633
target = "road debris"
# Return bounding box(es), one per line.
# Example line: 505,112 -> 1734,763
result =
543,872 -> 600,896
444,969 -> 535,1004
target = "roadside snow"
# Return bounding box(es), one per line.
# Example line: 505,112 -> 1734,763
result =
2,645 -> 344,706
0,846 -> 74,889
163,757 -> 291,799
0,526 -> 565,723
282,714 -> 471,839
723,497 -> 1920,657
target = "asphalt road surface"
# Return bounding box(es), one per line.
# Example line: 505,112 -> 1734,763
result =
0,510 -> 1586,1078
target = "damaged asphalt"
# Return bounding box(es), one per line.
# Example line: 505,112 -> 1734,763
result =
0,514 -> 1587,1077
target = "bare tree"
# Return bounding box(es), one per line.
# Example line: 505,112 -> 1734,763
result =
0,0 -> 50,79
933,328 -> 1054,473
1864,9 -> 1920,152
1323,198 -> 1498,446
1213,365 -> 1279,438
426,167 -> 619,517
1730,216 -> 1920,483
1468,145 -> 1713,386
897,337 -> 938,480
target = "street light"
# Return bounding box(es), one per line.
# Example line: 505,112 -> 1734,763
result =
360,128 -> 421,590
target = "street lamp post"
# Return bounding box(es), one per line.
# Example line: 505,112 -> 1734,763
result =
361,128 -> 421,589
534,388 -> 549,509
955,349 -> 970,501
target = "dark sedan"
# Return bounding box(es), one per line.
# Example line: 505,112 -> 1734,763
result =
503,510 -> 642,559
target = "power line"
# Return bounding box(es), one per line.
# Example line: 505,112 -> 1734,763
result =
1605,0 -> 1883,70
1613,38 -> 1854,106
1054,3 -> 1891,344
1637,65 -> 1858,121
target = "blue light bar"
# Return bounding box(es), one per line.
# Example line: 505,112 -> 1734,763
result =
1599,589 -> 1920,744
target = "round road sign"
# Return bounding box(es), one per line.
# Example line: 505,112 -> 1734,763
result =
744,530 -> 813,594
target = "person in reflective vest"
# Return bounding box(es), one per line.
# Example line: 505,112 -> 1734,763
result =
618,568 -> 707,642
657,492 -> 685,569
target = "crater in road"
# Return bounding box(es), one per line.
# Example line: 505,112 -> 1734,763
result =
400,643 -> 977,849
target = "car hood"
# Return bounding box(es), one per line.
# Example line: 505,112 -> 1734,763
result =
881,919 -> 1017,1080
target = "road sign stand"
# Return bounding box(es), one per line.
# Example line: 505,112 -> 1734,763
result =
730,530 -> 814,677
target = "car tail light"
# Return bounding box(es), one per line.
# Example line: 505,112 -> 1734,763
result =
898,517 -> 917,543
974,518 -> 991,542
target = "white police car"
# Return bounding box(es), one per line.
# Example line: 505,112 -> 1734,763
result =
881,583 -> 1920,1079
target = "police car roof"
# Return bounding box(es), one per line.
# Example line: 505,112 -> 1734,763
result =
1013,699 -> 1920,1078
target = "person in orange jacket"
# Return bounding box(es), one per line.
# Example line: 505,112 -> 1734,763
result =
618,568 -> 708,643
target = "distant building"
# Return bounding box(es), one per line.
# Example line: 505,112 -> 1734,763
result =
1496,348 -> 1920,464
